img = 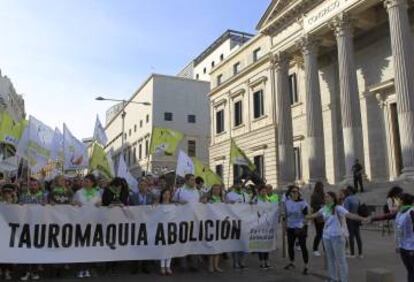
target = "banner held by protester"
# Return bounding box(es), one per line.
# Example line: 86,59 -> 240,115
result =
0,203 -> 278,263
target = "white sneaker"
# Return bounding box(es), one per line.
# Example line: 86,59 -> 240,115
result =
313,251 -> 321,257
358,254 -> 364,259
20,272 -> 30,281
346,254 -> 356,259
77,271 -> 85,279
31,272 -> 40,280
84,270 -> 91,278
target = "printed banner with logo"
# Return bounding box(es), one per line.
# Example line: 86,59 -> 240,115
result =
0,203 -> 278,263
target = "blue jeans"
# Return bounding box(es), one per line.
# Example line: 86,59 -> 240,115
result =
323,236 -> 348,282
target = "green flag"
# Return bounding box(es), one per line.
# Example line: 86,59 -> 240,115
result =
89,142 -> 114,179
230,138 -> 255,171
0,111 -> 27,146
192,157 -> 222,188
150,127 -> 184,156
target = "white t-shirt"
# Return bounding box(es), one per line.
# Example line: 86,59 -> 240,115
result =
225,191 -> 250,204
74,188 -> 102,207
173,186 -> 200,204
318,205 -> 349,239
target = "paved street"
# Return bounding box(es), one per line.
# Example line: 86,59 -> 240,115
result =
13,228 -> 404,282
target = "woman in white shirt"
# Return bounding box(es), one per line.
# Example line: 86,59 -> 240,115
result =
306,191 -> 368,282
73,174 -> 102,208
72,174 -> 102,279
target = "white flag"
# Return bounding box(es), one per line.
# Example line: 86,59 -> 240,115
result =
50,128 -> 63,161
117,155 -> 138,193
16,116 -> 55,173
176,150 -> 195,177
93,115 -> 108,146
63,124 -> 88,170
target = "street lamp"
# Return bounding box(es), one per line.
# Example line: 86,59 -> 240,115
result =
95,96 -> 151,157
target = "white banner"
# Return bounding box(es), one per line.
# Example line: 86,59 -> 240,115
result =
0,203 -> 278,264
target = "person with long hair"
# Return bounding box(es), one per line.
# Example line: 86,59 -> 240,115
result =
306,191 -> 368,282
310,181 -> 325,257
73,174 -> 102,279
283,185 -> 309,275
207,184 -> 224,273
386,186 -> 403,214
102,177 -> 129,207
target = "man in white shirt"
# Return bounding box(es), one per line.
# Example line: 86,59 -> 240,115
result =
172,174 -> 201,271
173,174 -> 200,204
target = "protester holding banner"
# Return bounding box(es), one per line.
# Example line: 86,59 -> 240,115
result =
19,179 -> 44,281
72,174 -> 102,279
130,178 -> 155,206
130,177 -> 153,274
0,183 -> 17,280
254,185 -> 272,269
73,174 -> 102,208
48,175 -> 73,205
208,184 -> 225,273
172,174 -> 201,271
266,184 -> 279,204
283,185 -> 309,275
172,174 -> 200,205
159,188 -> 174,275
225,183 -> 249,270
306,191 -> 369,282
18,178 -> 46,205
102,177 -> 129,207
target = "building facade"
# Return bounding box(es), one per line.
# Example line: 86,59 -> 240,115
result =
0,70 -> 25,121
105,74 -> 209,176
178,30 -> 253,81
209,0 -> 414,186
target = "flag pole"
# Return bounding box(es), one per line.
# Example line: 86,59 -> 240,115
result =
227,138 -> 233,190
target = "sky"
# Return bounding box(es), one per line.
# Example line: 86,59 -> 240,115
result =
0,0 -> 270,138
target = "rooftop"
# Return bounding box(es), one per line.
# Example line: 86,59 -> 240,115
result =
193,29 -> 254,67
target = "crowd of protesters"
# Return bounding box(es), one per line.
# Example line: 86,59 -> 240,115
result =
0,172 -> 413,282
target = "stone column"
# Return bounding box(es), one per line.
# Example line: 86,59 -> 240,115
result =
384,0 -> 414,179
274,52 -> 295,184
298,36 -> 326,183
331,14 -> 364,180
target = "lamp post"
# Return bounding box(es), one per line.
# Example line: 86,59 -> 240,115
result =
95,96 -> 151,159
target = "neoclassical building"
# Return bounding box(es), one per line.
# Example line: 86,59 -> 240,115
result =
209,0 -> 414,186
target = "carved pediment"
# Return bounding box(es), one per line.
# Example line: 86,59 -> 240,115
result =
256,0 -> 325,35
256,0 -> 293,31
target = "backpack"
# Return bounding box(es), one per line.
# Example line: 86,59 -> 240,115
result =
357,202 -> 370,217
